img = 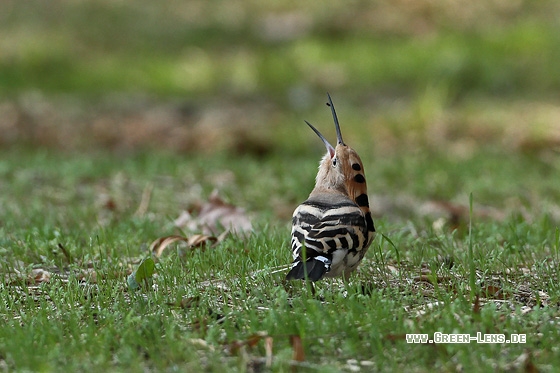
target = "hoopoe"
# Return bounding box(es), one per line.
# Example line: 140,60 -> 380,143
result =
286,94 -> 376,282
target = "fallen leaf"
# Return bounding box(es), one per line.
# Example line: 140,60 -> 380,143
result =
174,189 -> 252,236
150,234 -> 221,257
482,285 -> 505,299
290,335 -> 305,362
473,294 -> 481,315
188,234 -> 218,247
524,351 -> 539,373
29,268 -> 51,284
224,340 -> 245,355
384,334 -> 406,342
224,332 -> 268,355
265,336 -> 273,368
506,350 -> 539,373
246,333 -> 266,348
104,198 -> 117,211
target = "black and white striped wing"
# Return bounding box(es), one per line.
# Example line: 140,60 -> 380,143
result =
286,199 -> 369,281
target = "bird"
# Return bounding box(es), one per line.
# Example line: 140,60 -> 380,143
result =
286,93 -> 376,282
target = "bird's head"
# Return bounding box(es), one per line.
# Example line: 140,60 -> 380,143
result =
307,94 -> 367,200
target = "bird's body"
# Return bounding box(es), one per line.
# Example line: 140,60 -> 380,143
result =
286,94 -> 375,282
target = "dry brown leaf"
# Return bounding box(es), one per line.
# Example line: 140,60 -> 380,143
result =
384,334 -> 407,342
150,235 -> 188,257
473,294 -> 481,315
290,335 -> 305,362
188,234 -> 218,247
265,336 -> 273,368
246,333 -> 266,348
524,351 -> 539,373
506,350 -> 539,373
150,234 -> 221,257
174,189 -> 252,236
104,198 -> 117,211
29,268 -> 51,284
224,332 -> 268,355
224,340 -> 244,355
482,285 -> 505,299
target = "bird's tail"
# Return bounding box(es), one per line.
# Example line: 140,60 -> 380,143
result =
285,255 -> 331,281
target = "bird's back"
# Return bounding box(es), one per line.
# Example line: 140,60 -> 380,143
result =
287,192 -> 373,281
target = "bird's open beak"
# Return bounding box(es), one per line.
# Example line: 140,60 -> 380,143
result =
304,94 -> 345,159
305,120 -> 335,159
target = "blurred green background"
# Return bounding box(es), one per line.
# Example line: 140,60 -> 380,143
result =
2,0 -> 559,155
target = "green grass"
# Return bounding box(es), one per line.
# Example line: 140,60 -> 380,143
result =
1,147 -> 560,371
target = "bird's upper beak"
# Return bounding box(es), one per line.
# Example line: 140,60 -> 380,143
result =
327,93 -> 345,146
